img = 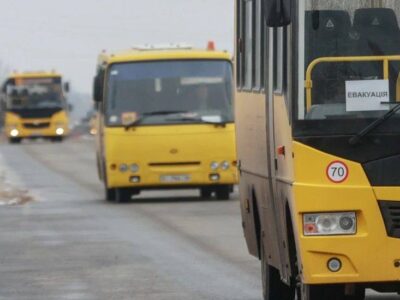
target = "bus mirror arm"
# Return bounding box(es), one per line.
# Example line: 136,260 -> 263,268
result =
263,0 -> 292,27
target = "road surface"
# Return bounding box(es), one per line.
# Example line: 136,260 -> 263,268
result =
0,138 -> 397,299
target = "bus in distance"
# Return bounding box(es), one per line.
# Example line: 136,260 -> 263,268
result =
93,44 -> 237,202
1,71 -> 70,143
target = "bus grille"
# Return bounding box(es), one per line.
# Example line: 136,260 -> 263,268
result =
379,201 -> 400,238
148,162 -> 201,167
23,122 -> 50,129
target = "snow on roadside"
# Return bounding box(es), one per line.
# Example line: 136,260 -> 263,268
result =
0,153 -> 34,206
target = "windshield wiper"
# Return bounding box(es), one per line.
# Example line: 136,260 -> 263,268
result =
166,116 -> 227,127
124,110 -> 188,130
348,103 -> 400,145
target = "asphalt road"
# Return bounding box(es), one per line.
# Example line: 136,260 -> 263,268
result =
0,138 -> 398,300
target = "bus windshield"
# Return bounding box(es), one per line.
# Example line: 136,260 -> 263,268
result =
296,0 -> 400,136
106,60 -> 233,126
6,78 -> 64,110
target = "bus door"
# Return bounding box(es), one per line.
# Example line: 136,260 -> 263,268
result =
268,25 -> 295,284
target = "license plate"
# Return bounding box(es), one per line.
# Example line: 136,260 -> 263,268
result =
160,174 -> 191,183
31,131 -> 43,137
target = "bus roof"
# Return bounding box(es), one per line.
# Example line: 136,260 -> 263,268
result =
8,71 -> 62,80
97,45 -> 232,67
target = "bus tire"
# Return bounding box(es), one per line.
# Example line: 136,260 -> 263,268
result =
105,187 -> 116,202
299,283 -> 346,300
9,138 -> 21,144
261,242 -> 293,300
200,187 -> 212,198
215,185 -> 230,200
115,188 -> 131,203
345,288 -> 365,300
51,137 -> 63,143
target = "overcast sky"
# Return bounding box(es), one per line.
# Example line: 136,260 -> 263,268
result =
0,0 -> 234,94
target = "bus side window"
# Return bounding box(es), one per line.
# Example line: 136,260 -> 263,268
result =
244,0 -> 254,90
272,24 -> 291,122
254,0 -> 265,91
273,27 -> 287,94
236,0 -> 243,89
236,0 -> 255,91
237,0 -> 266,92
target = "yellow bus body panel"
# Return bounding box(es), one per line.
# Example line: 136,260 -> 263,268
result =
104,124 -> 237,188
5,110 -> 70,138
293,142 -> 400,284
100,49 -> 232,65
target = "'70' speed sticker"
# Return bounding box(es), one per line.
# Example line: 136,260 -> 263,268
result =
326,161 -> 349,183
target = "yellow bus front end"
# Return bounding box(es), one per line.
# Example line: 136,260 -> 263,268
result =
292,4 -> 400,294
94,46 -> 237,202
235,0 -> 400,298
3,72 -> 70,143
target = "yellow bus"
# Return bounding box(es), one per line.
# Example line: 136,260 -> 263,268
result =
93,44 -> 237,202
2,71 -> 70,143
236,0 -> 400,299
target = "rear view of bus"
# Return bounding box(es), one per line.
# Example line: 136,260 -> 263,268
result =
2,72 -> 70,143
94,44 -> 237,202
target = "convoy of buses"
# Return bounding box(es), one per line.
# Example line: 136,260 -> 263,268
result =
2,0 -> 400,298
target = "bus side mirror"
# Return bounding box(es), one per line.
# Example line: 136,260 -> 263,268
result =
93,76 -> 103,102
264,0 -> 292,27
64,82 -> 70,93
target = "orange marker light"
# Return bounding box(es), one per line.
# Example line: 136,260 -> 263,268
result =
277,146 -> 285,156
207,41 -> 216,51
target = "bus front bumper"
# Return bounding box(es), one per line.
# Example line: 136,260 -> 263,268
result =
294,184 -> 400,285
106,163 -> 238,189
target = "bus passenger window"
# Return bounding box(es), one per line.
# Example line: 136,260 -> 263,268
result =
254,0 -> 264,90
274,27 -> 287,94
244,0 -> 254,90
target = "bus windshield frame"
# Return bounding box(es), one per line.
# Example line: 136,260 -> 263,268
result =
104,59 -> 234,127
294,0 -> 400,137
5,77 -> 65,111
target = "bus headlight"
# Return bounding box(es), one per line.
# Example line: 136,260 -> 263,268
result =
303,212 -> 356,236
119,164 -> 128,172
221,161 -> 230,170
10,129 -> 19,137
210,161 -> 219,170
130,164 -> 139,173
56,128 -> 65,135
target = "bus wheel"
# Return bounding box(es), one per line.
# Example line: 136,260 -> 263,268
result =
215,185 -> 230,200
297,282 -> 346,300
345,288 -> 365,300
9,138 -> 22,144
51,137 -> 63,143
115,188 -> 131,203
105,187 -> 116,202
200,187 -> 212,199
261,243 -> 293,300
